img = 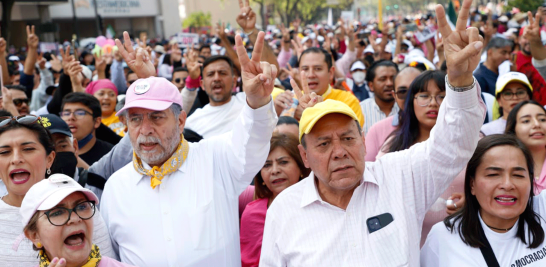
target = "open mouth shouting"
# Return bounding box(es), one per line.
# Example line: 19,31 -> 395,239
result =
64,230 -> 87,250
10,168 -> 30,185
494,195 -> 517,206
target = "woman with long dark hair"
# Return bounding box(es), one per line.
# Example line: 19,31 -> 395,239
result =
378,70 -> 464,246
505,100 -> 546,194
421,135 -> 546,266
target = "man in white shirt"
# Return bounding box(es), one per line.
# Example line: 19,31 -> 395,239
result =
183,55 -> 246,139
101,30 -> 278,266
259,0 -> 487,266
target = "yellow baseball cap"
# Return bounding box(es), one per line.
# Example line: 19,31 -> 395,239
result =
495,72 -> 533,97
299,99 -> 359,142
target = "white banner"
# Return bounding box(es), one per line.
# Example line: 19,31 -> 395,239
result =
39,42 -> 60,53
175,33 -> 199,48
49,0 -> 159,19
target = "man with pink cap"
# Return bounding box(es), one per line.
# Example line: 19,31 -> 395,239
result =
100,31 -> 278,266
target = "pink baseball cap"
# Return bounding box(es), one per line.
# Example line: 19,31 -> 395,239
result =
116,76 -> 183,116
20,174 -> 99,227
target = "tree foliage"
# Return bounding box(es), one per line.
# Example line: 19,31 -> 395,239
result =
183,11 -> 212,28
505,0 -> 543,13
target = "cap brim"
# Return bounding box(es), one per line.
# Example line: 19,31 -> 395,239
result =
48,129 -> 72,137
300,109 -> 359,142
116,100 -> 174,116
496,78 -> 532,96
37,187 -> 99,211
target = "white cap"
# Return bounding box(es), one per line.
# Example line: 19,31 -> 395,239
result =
8,56 -> 20,61
154,45 -> 166,54
499,15 -> 509,23
20,174 -> 99,227
401,40 -> 414,50
317,35 -> 325,42
81,65 -> 92,80
350,61 -> 366,71
364,45 -> 375,54
301,36 -> 310,44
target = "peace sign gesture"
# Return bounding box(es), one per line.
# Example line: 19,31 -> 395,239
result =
115,31 -> 156,78
237,0 -> 256,33
435,0 -> 483,87
291,70 -> 322,120
235,31 -> 278,109
26,25 -> 39,49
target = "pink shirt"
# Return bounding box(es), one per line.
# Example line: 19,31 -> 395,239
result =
365,116 -> 397,161
34,256 -> 134,267
239,185 -> 255,219
240,198 -> 268,267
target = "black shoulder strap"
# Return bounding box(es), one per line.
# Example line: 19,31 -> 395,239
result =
477,223 -> 501,267
77,168 -> 89,188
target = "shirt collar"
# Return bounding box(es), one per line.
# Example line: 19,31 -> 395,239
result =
300,168 -> 379,208
321,86 -> 333,98
392,114 -> 400,126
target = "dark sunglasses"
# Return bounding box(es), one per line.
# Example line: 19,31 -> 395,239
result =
13,98 -> 29,107
0,115 -> 41,128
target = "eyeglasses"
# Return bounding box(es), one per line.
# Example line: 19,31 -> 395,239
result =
42,201 -> 96,226
13,98 -> 29,107
59,109 -> 93,119
395,87 -> 409,100
127,80 -> 137,85
414,93 -> 445,107
0,115 -> 41,128
501,90 -> 528,100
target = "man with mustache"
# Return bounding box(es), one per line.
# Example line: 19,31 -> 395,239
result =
359,60 -> 400,134
100,30 -> 278,266
183,55 -> 247,138
260,0 -> 487,265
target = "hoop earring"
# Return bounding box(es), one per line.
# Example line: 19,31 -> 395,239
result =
46,169 -> 51,175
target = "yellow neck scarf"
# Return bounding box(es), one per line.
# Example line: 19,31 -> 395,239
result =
133,134 -> 189,189
39,244 -> 101,267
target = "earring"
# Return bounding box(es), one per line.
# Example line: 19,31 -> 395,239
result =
46,169 -> 51,175
36,242 -> 42,248
262,182 -> 265,186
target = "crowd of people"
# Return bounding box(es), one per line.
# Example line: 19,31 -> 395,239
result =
1,0 -> 546,265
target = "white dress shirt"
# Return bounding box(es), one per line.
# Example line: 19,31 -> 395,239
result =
359,97 -> 399,135
101,100 -> 277,267
260,82 -> 486,267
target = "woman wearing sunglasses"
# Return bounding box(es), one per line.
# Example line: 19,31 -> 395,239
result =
0,115 -> 114,266
21,174 -> 132,267
86,80 -> 124,137
377,70 -> 465,246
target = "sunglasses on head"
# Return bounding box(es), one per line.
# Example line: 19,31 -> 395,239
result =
13,98 -> 29,107
0,115 -> 41,128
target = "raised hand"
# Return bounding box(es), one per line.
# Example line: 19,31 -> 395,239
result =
115,31 -> 156,78
237,0 -> 256,33
94,53 -> 107,79
217,22 -> 227,40
0,35 -> 6,56
26,25 -> 39,49
274,90 -> 294,116
292,70 -> 322,120
184,44 -> 201,80
524,11 -> 542,43
50,54 -> 62,72
291,36 -> 304,59
235,31 -> 278,109
435,0 -> 483,87
1,86 -> 19,116
59,46 -> 75,75
67,61 -> 84,91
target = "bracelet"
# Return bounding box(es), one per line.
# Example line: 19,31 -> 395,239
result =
445,75 -> 476,92
244,29 -> 255,35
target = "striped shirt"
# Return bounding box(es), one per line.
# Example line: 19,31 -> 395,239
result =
259,81 -> 486,267
359,97 -> 400,135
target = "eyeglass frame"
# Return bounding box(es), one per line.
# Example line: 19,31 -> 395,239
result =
40,200 -> 96,226
0,115 -> 41,128
414,93 -> 446,107
13,98 -> 29,107
59,109 -> 94,120
500,89 -> 529,101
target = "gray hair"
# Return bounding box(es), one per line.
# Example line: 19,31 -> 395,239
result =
301,120 -> 362,149
118,103 -> 182,120
486,37 -> 513,51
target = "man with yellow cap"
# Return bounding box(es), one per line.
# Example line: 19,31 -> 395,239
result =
480,71 -> 532,136
259,0 -> 487,265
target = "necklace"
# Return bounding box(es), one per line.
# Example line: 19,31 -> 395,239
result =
485,223 -> 513,232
